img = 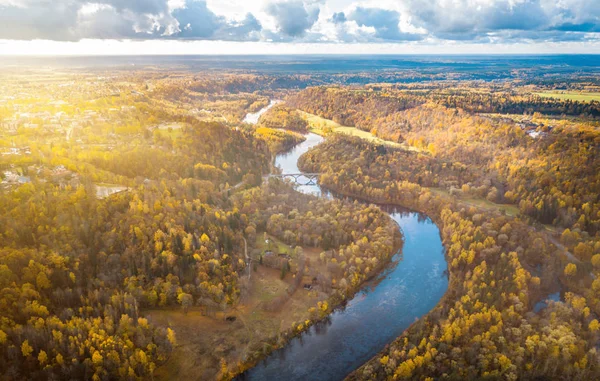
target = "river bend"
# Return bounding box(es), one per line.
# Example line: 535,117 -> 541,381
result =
242,112 -> 448,380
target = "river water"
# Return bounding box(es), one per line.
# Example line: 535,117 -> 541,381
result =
239,130 -> 449,381
243,100 -> 282,124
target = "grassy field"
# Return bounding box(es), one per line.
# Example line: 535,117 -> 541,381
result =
149,265 -> 321,380
298,110 -> 423,153
429,188 -> 562,235
255,233 -> 293,257
534,92 -> 600,102
148,239 -> 326,381
428,187 -> 520,218
297,110 -> 342,131
149,264 -> 318,380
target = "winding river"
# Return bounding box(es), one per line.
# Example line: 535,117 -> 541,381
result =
243,100 -> 282,124
241,109 -> 448,380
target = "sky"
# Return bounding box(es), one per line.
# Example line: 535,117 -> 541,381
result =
0,0 -> 599,55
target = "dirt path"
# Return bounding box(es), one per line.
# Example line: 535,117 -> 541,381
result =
543,232 -> 597,280
243,236 -> 250,280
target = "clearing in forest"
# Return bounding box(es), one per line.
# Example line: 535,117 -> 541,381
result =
534,92 -> 600,102
297,110 -> 423,152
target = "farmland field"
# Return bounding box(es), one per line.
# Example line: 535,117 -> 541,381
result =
535,92 -> 600,102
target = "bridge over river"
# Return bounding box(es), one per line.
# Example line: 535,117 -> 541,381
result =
239,132 -> 448,381
268,173 -> 321,186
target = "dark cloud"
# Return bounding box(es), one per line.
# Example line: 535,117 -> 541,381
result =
214,13 -> 262,41
173,1 -> 261,40
0,1 -> 80,40
330,12 -> 346,24
484,1 -> 546,31
173,0 -> 221,38
266,1 -> 320,37
348,7 -> 421,41
0,0 -> 599,43
406,0 -> 599,41
77,7 -> 142,40
552,22 -> 600,33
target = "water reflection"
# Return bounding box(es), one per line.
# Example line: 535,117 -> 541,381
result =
533,290 -> 563,313
243,100 -> 282,124
240,132 -> 448,381
274,132 -> 325,197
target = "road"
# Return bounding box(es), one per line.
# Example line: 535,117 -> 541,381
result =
242,236 -> 250,280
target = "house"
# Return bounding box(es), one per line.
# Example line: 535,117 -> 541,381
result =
1,171 -> 30,185
1,148 -> 20,156
52,165 -> 68,175
1,119 -> 18,133
2,170 -> 19,183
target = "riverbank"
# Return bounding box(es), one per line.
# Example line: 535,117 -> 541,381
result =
230,222 -> 404,379
152,103 -> 448,381
243,99 -> 282,124
298,109 -> 424,153
297,131 -> 591,381
150,177 -> 403,381
239,132 -> 448,381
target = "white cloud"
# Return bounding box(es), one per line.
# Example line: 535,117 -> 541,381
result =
0,0 -> 598,44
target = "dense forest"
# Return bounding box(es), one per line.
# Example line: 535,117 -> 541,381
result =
292,86 -> 600,245
1,67 -> 600,381
293,82 -> 600,379
0,117 -> 273,379
0,71 -> 404,380
257,104 -> 309,133
289,87 -> 600,130
300,134 -> 600,380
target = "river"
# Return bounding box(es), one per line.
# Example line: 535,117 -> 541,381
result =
243,99 -> 282,124
238,128 -> 449,380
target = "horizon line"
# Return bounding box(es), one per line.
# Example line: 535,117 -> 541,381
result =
1,39 -> 599,56
2,53 -> 600,56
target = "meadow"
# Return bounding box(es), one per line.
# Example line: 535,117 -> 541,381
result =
298,110 -> 423,152
535,91 -> 600,102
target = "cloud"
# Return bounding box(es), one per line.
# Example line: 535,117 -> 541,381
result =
266,0 -> 321,38
173,0 -> 221,38
0,0 -> 80,40
0,0 -> 260,41
173,1 -> 261,40
347,7 -> 421,41
215,13 -> 262,41
404,0 -> 599,41
330,12 -> 346,24
0,0 -> 177,40
98,0 -> 169,14
547,0 -> 600,33
0,0 -> 599,44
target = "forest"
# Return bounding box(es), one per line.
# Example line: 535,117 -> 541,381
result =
1,66 -> 599,381
301,134 -> 600,379
292,86 -> 600,248
0,117 -> 269,379
0,70 -> 403,380
294,83 -> 600,380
